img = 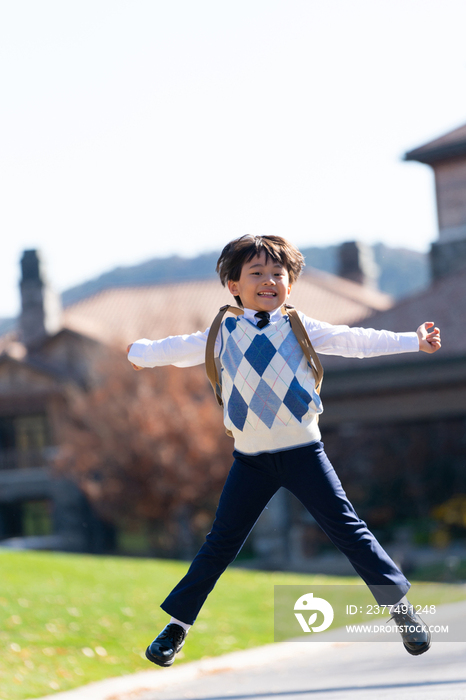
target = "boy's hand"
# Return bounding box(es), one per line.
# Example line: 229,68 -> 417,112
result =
126,344 -> 144,370
417,322 -> 441,353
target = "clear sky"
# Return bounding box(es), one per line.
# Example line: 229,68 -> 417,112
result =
1,0 -> 466,318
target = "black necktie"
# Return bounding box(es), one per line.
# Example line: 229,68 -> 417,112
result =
255,311 -> 270,329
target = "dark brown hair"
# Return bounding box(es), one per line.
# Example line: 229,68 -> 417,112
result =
216,235 -> 305,306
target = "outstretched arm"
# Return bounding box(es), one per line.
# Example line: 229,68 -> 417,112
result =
417,322 -> 441,353
126,329 -> 221,369
300,314 -> 419,358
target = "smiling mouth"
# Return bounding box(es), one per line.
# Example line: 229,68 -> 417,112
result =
258,291 -> 276,296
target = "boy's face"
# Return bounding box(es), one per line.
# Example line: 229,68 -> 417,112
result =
227,252 -> 291,311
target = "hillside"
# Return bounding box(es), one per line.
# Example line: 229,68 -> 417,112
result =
61,243 -> 429,308
0,243 -> 429,331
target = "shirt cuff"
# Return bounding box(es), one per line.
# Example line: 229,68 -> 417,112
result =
399,332 -> 419,352
128,339 -> 154,367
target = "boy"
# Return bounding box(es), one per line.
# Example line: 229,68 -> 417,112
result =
127,234 -> 441,666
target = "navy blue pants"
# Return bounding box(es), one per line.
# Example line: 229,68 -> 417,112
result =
161,442 -> 410,625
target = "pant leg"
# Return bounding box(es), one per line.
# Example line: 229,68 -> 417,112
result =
161,451 -> 280,624
281,442 -> 410,606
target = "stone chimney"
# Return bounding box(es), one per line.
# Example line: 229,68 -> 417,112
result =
405,122 -> 466,280
337,241 -> 379,288
19,250 -> 62,350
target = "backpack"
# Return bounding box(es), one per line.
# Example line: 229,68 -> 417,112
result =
205,304 -> 323,435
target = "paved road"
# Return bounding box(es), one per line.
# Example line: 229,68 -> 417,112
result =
38,601 -> 466,700
141,638 -> 466,700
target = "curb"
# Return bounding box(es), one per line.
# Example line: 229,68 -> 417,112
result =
33,639 -> 331,700
34,600 -> 466,700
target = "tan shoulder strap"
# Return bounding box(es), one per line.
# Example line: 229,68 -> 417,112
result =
283,305 -> 324,394
205,304 -> 243,407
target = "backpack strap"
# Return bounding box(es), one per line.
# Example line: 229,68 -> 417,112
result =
205,304 -> 243,407
284,305 -> 324,394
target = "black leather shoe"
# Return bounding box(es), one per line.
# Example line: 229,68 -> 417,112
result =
390,602 -> 431,656
145,623 -> 187,667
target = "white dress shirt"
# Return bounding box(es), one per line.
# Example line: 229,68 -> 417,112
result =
127,307 -> 419,369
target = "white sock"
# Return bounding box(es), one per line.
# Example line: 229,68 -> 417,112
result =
170,616 -> 191,633
389,595 -> 409,614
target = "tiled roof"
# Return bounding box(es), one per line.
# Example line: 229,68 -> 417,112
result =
323,266 -> 466,370
61,269 -> 392,347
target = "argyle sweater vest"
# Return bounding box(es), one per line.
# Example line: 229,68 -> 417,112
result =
219,314 -> 323,455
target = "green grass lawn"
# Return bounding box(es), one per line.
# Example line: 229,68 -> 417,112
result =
1,550 -> 465,700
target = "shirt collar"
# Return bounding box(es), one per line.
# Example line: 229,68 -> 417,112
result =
243,307 -> 284,325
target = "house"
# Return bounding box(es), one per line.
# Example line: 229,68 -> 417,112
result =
0,252 -> 115,552
0,243 -> 392,557
405,121 -> 466,279
305,121 -> 466,575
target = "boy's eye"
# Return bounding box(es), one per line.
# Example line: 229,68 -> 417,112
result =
250,271 -> 284,277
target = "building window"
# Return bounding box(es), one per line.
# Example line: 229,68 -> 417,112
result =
15,415 -> 50,452
0,414 -> 50,469
23,500 -> 53,537
0,499 -> 53,540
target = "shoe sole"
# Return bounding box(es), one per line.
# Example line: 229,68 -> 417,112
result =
145,640 -> 185,667
145,646 -> 175,667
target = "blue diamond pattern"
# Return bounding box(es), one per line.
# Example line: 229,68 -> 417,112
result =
249,379 -> 282,428
277,333 -> 303,374
225,316 -> 237,333
283,377 -> 312,422
227,385 -> 248,431
223,334 -> 244,380
244,335 -> 277,377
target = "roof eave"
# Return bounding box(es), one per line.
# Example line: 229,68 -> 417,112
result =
404,140 -> 466,165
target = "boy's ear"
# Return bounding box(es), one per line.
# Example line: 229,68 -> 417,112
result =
227,280 -> 240,296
